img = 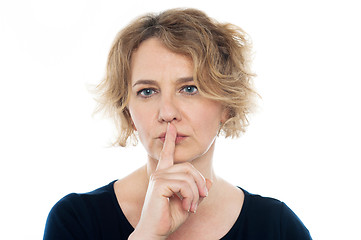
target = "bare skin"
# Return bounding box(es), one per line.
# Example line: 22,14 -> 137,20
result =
116,124 -> 244,239
114,38 -> 245,239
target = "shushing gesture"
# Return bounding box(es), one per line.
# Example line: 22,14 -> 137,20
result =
129,123 -> 211,239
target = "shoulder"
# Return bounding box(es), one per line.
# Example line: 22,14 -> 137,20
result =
51,181 -> 117,217
243,189 -> 285,217
240,189 -> 312,239
44,181 -> 118,240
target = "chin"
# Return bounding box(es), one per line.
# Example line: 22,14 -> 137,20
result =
173,150 -> 204,164
173,156 -> 195,164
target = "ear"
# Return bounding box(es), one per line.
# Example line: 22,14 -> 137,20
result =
220,106 -> 229,124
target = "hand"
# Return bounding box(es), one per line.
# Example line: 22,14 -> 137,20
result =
129,123 -> 211,239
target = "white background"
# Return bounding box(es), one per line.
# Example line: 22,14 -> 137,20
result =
1,0 -> 360,239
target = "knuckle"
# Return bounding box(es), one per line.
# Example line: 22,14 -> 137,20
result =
150,172 -> 162,181
184,171 -> 192,178
184,173 -> 195,184
180,180 -> 193,194
182,163 -> 196,174
183,162 -> 193,169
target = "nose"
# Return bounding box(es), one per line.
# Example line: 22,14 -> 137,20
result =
157,95 -> 182,123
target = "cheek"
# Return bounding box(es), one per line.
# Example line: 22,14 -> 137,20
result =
128,103 -> 156,146
129,101 -> 152,127
192,103 -> 223,136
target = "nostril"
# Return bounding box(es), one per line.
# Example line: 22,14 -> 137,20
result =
158,105 -> 181,123
157,96 -> 183,123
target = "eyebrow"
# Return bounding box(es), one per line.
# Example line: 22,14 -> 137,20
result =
132,77 -> 194,87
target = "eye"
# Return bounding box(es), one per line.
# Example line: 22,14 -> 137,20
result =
181,85 -> 198,95
137,88 -> 157,98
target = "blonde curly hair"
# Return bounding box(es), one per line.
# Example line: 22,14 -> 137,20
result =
95,8 -> 258,147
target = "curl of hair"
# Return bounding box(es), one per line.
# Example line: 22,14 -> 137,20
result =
95,8 -> 258,147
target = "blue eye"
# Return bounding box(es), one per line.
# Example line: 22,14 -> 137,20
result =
137,88 -> 156,97
182,85 -> 198,95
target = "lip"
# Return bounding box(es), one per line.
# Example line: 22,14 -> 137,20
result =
157,132 -> 188,144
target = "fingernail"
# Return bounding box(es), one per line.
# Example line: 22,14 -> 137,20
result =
192,202 -> 198,213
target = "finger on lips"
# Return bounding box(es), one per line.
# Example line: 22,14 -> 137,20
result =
154,122 -> 209,213
157,122 -> 176,170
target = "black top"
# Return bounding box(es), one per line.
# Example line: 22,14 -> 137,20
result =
44,180 -> 312,239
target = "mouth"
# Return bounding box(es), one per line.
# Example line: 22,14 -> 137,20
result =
158,133 -> 188,144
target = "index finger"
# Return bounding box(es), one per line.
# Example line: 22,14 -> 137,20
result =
156,122 -> 177,170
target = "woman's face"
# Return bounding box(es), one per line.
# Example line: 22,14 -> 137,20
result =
128,38 -> 227,163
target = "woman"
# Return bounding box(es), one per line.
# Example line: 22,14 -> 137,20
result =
44,8 -> 312,240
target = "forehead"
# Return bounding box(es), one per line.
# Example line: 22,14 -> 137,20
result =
130,38 -> 193,83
